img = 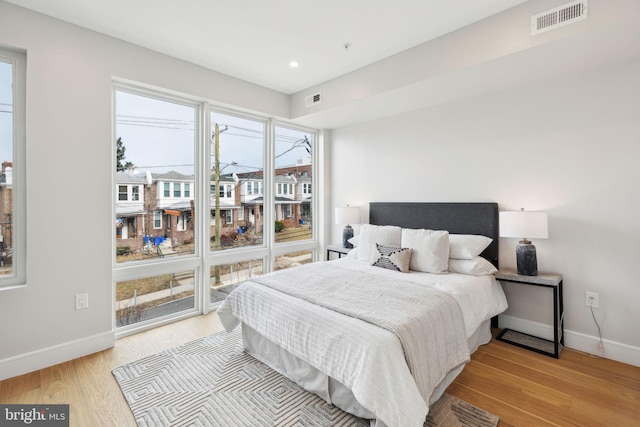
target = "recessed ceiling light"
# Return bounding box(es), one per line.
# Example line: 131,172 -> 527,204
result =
289,61 -> 299,68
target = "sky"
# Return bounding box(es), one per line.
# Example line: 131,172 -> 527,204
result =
116,90 -> 313,177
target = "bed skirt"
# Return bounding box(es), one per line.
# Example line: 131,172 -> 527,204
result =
241,319 -> 492,427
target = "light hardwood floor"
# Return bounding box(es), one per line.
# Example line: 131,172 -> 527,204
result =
1,313 -> 638,426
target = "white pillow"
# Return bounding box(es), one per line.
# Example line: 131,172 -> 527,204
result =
347,235 -> 360,247
401,228 -> 449,274
357,224 -> 402,262
449,234 -> 493,260
448,257 -> 498,275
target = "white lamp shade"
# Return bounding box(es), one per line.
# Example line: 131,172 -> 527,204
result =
499,211 -> 548,239
335,206 -> 360,225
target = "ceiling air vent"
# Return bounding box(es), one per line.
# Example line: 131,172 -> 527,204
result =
531,0 -> 588,36
305,92 -> 321,108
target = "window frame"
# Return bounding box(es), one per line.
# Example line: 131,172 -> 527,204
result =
0,48 -> 26,289
112,82 -> 322,337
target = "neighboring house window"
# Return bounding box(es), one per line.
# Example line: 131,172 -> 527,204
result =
238,208 -> 244,220
118,185 -> 128,201
225,210 -> 232,223
132,185 -> 140,201
0,48 -> 26,288
226,184 -> 231,198
246,182 -> 252,194
163,182 -> 170,197
153,211 -> 162,229
174,182 -> 181,197
184,183 -> 190,198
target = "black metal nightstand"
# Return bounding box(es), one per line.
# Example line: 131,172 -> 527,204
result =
495,270 -> 564,358
326,244 -> 352,260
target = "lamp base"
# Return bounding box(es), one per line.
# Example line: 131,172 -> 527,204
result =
516,240 -> 538,276
342,225 -> 354,248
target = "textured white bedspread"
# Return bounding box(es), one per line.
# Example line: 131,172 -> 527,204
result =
218,258 -> 507,427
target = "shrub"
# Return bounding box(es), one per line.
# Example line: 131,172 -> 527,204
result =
116,246 -> 131,256
275,220 -> 285,233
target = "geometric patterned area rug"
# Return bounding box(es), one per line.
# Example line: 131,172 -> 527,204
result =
113,328 -> 499,427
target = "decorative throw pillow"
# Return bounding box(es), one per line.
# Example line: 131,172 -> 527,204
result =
401,228 -> 450,274
371,244 -> 412,273
449,234 -> 493,260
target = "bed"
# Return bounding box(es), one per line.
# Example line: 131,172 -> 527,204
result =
218,202 -> 507,427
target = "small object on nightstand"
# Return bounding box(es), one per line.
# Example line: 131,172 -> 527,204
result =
326,244 -> 353,260
495,269 -> 563,358
335,206 -> 360,248
499,209 -> 548,276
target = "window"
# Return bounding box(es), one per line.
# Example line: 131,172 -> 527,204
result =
275,250 -> 312,271
114,83 -> 319,333
0,48 -> 26,288
114,87 -> 198,332
118,185 -> 128,201
115,270 -> 195,327
210,111 -> 265,252
153,211 -> 162,229
274,125 -> 314,241
210,259 -> 264,304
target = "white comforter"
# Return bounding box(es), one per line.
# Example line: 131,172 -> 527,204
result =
218,257 -> 507,427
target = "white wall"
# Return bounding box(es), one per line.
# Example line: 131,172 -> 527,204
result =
1,0 -> 638,380
0,3 -> 289,379
329,59 -> 640,366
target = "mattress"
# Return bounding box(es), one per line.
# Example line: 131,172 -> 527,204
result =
218,257 -> 507,427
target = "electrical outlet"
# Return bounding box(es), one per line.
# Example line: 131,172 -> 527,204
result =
585,291 -> 599,308
76,293 -> 89,310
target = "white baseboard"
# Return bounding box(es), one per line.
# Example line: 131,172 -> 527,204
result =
0,331 -> 115,381
499,315 -> 640,367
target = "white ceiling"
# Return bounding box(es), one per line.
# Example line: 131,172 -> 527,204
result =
6,0 -> 527,94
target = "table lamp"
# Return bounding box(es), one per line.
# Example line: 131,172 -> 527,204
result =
499,209 -> 548,276
335,206 -> 360,248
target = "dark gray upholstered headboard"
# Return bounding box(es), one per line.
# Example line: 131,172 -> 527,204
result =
369,202 -> 499,268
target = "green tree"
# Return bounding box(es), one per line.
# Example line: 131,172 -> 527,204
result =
116,137 -> 134,172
